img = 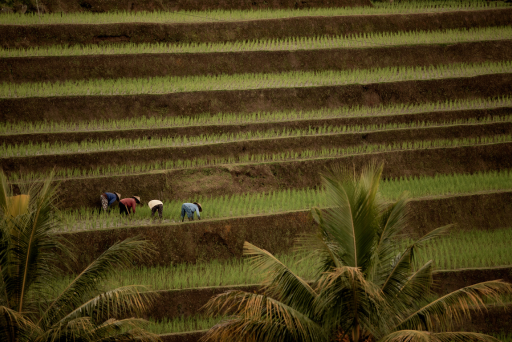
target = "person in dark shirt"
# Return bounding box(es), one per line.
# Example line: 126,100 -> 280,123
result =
119,196 -> 140,215
100,192 -> 120,212
181,202 -> 202,221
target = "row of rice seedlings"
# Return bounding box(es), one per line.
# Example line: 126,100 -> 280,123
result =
54,169 -> 512,232
47,227 -> 512,291
2,26 -> 511,58
2,61 -> 510,98
0,1 -> 504,25
2,96 -> 509,135
3,115 -> 510,158
146,315 -> 222,334
8,134 -> 512,183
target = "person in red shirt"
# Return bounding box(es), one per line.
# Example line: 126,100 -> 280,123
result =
119,196 -> 141,215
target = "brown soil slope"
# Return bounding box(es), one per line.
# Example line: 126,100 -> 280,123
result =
2,74 -> 511,123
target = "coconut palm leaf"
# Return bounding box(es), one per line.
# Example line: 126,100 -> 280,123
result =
367,195 -> 409,284
203,291 -> 325,342
314,266 -> 386,340
321,167 -> 382,268
395,280 -> 512,331
57,285 -> 156,324
38,237 -> 154,330
380,330 -> 501,342
0,305 -> 41,342
244,242 -> 317,313
318,164 -> 384,269
393,261 -> 434,306
2,173 -> 67,317
87,317 -> 160,342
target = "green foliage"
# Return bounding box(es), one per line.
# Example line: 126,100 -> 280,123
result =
200,164 -> 512,342
0,1 -> 504,25
0,170 -> 160,341
1,61 -> 510,98
1,26 -> 511,58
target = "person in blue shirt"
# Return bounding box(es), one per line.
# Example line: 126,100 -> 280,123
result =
181,202 -> 202,221
100,192 -> 121,212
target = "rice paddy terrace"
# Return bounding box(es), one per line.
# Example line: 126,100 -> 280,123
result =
1,0 -> 512,339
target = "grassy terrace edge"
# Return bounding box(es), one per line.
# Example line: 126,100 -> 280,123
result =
2,104 -> 509,145
0,7 -> 510,48
58,190 -> 512,268
2,73 -> 512,123
2,39 -> 511,83
3,121 -> 511,173
11,141 -> 512,208
128,266 -> 512,321
156,302 -> 512,341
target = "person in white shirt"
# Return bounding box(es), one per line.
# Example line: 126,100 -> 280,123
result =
148,199 -> 163,219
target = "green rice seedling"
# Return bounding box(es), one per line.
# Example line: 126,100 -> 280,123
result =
2,26 -> 511,58
46,227 -> 512,292
146,315 -> 223,334
0,1 -> 504,26
2,115 -> 510,157
51,169 -> 512,233
7,134 -> 512,183
1,61 -> 510,99
2,95 -> 509,135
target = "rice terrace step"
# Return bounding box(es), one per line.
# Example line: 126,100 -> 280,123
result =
2,0 -> 512,340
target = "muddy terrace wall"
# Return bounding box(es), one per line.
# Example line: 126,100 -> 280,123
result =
1,9 -> 510,48
2,107 -> 511,146
3,41 -> 512,83
5,122 -> 511,174
60,191 -> 512,269
34,0 -> 372,14
145,266 -> 512,320
3,74 -> 512,123
31,143 -> 512,210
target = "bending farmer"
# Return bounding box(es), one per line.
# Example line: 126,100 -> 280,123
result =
119,196 -> 140,215
148,199 -> 163,219
101,192 -> 120,212
181,202 -> 202,221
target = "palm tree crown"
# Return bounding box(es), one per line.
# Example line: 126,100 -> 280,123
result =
0,171 -> 160,342
202,164 -> 512,342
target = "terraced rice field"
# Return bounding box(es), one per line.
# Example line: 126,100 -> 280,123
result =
2,0 -> 512,339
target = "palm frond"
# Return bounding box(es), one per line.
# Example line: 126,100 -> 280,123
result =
314,266 -> 386,339
203,291 -> 325,342
395,280 -> 512,331
244,242 -> 317,313
58,285 -> 156,325
367,195 -> 409,283
406,225 -> 452,265
0,305 -> 41,341
89,317 -> 161,342
380,330 -> 501,342
38,237 -> 155,328
317,163 -> 384,269
394,261 -> 434,305
2,172 -> 67,314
